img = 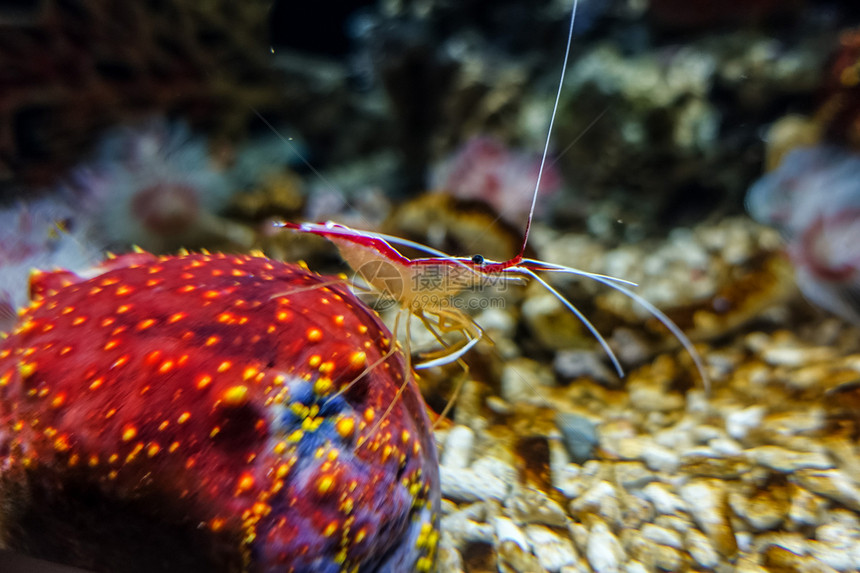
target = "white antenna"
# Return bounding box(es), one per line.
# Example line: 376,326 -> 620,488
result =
517,0 -> 579,259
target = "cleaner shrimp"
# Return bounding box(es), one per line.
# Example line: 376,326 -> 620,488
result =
274,0 -> 710,417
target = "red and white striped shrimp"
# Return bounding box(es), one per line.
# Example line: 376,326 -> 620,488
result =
276,0 -> 710,393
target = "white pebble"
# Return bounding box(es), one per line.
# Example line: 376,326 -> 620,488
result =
641,482 -> 688,515
726,406 -> 766,441
570,481 -> 622,527
685,527 -> 719,569
642,444 -> 680,473
747,445 -> 834,472
494,516 -> 528,551
440,425 -> 476,469
586,519 -> 625,573
808,521 -> 860,571
641,523 -> 683,549
440,467 -> 508,502
526,524 -> 578,572
440,510 -> 494,545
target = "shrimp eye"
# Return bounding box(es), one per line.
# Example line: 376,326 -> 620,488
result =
471,254 -> 485,265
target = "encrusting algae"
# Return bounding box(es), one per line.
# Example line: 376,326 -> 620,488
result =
0,250 -> 439,572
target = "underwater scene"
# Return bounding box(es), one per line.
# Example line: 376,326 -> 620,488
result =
3,0 -> 860,571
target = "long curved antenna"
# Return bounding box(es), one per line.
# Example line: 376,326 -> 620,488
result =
522,258 -> 639,287
520,267 -> 625,377
518,0 -> 579,261
573,273 -> 711,394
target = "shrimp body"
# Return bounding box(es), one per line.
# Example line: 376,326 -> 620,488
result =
283,221 -> 481,308
280,219 -> 709,388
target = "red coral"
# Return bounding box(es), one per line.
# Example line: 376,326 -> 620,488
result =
0,252 -> 439,571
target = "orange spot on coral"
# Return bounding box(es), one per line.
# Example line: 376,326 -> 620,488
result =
222,385 -> 249,406
237,472 -> 255,492
167,312 -> 187,323
122,425 -> 138,442
336,417 -> 355,439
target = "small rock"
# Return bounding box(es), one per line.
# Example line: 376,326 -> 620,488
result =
441,507 -> 495,545
761,545 -> 838,573
441,467 -> 509,502
681,454 -> 751,478
554,463 -> 588,499
586,519 -> 625,573
708,437 -> 744,456
747,445 -> 834,472
642,444 -> 681,473
568,522 -> 590,554
650,543 -> 684,571
494,516 -> 529,550
500,358 -> 554,405
791,469 -> 860,511
808,518 -> 860,571
679,479 -> 737,558
788,484 -> 829,528
436,532 -> 466,573
526,524 -> 579,572
685,527 -> 719,569
653,514 -> 693,536
623,561 -> 649,573
729,489 -> 789,531
555,350 -> 615,383
628,380 -> 684,413
753,531 -> 808,557
641,482 -> 688,515
620,493 -> 655,529
570,481 -> 622,527
624,531 -> 683,572
763,409 -> 825,436
507,486 -> 569,527
441,425 -> 476,469
556,412 -> 599,464
726,406 -> 766,441
497,540 -> 543,573
760,342 -> 836,367
615,437 -> 679,472
641,523 -> 683,549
